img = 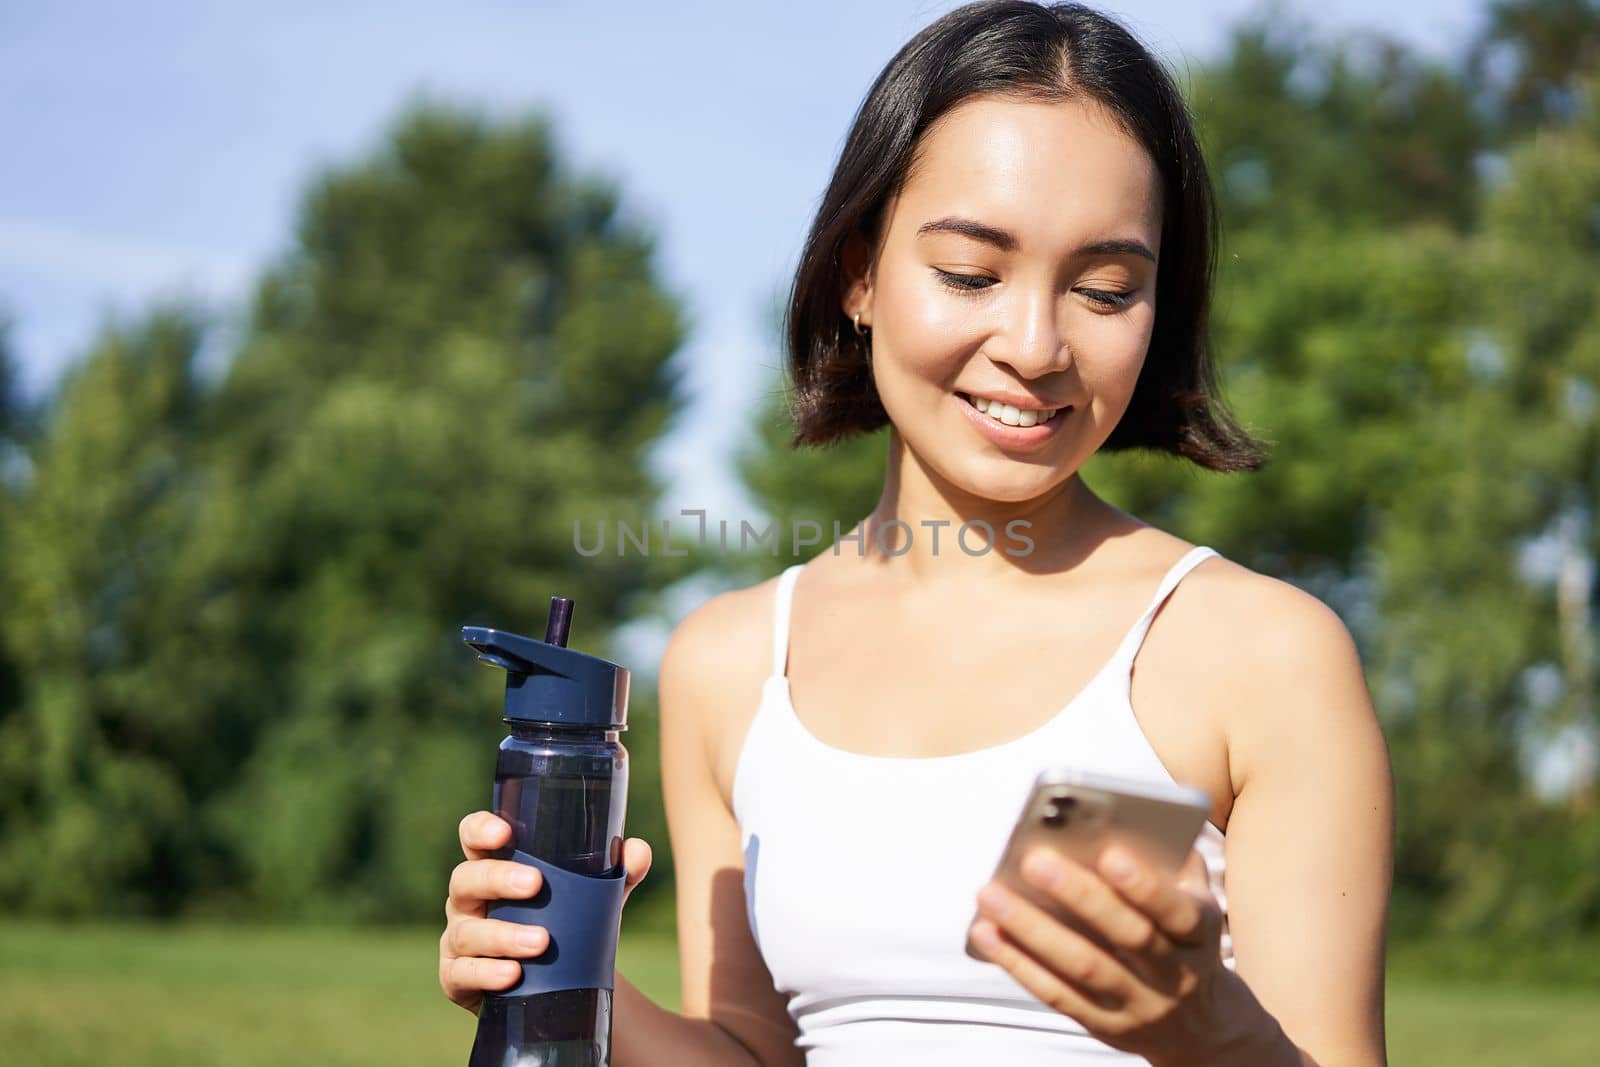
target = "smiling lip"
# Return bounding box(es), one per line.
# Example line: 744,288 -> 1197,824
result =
956,391 -> 1068,451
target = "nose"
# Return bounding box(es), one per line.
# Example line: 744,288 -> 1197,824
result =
986,287 -> 1072,378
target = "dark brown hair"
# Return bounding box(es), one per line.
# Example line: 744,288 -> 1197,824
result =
784,0 -> 1267,472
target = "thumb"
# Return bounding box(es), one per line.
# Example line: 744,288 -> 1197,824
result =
621,837 -> 653,904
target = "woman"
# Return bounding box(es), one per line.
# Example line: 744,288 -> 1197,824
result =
440,2 -> 1394,1064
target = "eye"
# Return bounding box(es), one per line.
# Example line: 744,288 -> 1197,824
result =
1075,287 -> 1137,310
932,268 -> 996,296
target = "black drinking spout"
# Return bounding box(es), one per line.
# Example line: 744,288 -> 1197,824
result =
544,596 -> 574,647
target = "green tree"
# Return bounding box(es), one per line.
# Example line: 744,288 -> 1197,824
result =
1469,0 -> 1600,131
0,312 -> 23,443
0,317 -> 32,849
1479,73 -> 1600,819
1192,6 -> 1487,234
1420,72 -> 1600,934
182,99 -> 690,919
736,397 -> 887,585
0,307 -> 211,915
0,100 -> 692,922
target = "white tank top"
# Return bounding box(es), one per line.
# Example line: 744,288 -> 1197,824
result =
731,546 -> 1234,1066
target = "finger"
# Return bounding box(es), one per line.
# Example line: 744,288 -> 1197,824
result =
975,881 -> 1136,1008
443,953 -> 525,996
624,837 -> 653,882
448,858 -> 543,911
622,838 -> 653,901
459,811 -> 512,861
446,916 -> 550,960
1019,847 -> 1178,965
969,917 -> 1124,1033
1098,848 -> 1213,947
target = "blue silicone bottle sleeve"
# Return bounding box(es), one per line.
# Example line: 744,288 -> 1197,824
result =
487,848 -> 628,996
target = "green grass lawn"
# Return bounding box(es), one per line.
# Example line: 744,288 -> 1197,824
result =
1,903 -> 1595,1066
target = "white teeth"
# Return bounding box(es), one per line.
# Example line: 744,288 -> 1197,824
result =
966,394 -> 1057,426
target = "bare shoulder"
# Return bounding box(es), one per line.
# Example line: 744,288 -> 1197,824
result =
658,572 -> 786,806
1178,553 -> 1362,672
1166,552 -> 1385,787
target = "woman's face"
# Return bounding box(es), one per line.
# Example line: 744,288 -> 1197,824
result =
845,93 -> 1163,503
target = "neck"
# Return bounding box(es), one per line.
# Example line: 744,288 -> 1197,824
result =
848,427 -> 1124,582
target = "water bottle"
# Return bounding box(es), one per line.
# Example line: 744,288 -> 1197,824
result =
462,594 -> 630,1067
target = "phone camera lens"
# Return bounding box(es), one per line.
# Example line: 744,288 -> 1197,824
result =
1040,794 -> 1077,826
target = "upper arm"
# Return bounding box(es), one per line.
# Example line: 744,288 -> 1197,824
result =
659,592 -> 804,1067
1218,583 -> 1394,1066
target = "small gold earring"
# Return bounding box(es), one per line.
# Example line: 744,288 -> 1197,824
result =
853,311 -> 870,336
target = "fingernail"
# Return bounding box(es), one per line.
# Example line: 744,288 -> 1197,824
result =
517,928 -> 547,952
1102,850 -> 1137,886
971,919 -> 1000,949
977,883 -> 1011,917
1023,851 -> 1063,888
511,869 -> 539,893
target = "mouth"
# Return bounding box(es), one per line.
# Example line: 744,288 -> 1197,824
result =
958,391 -> 1064,428
955,391 -> 1069,451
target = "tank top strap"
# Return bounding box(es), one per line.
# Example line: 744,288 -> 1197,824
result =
770,563 -> 805,679
1108,545 -> 1221,669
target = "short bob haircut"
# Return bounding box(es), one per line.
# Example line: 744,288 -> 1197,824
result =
785,0 -> 1267,472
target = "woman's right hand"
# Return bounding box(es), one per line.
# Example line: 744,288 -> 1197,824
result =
439,810 -> 654,1015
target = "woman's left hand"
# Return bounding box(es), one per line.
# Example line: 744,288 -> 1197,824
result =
969,845 -> 1273,1066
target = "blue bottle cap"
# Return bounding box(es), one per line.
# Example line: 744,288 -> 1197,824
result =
463,596 -> 629,729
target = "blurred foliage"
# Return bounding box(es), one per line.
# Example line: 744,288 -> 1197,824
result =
1470,0 -> 1600,131
0,318 -> 30,848
0,101 -> 690,920
0,3 -> 1597,943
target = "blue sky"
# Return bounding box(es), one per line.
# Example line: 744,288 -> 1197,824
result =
2,0 -> 1485,521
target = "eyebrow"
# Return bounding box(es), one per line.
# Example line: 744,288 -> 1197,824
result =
915,215 -> 1156,264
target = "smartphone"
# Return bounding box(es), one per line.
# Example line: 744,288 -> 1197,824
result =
965,768 -> 1211,960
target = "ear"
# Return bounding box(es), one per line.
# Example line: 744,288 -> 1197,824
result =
838,228 -> 876,327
